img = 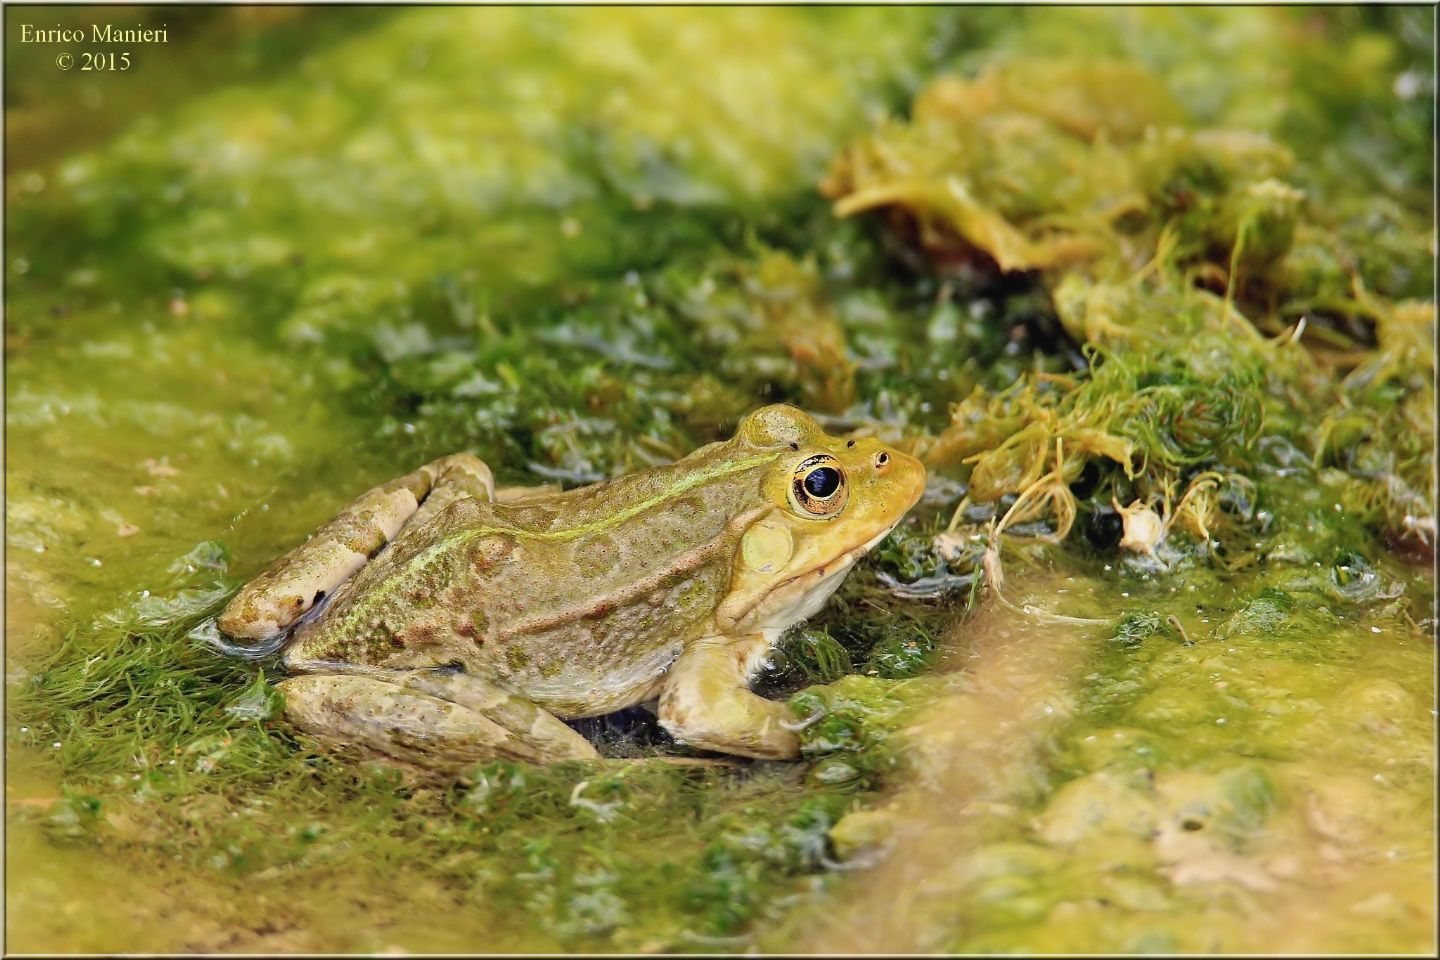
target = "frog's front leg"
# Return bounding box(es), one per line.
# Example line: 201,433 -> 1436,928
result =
658,635 -> 800,760
278,666 -> 599,767
218,454 -> 495,642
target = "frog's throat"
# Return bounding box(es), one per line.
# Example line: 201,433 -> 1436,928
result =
327,451 -> 781,641
725,518 -> 902,632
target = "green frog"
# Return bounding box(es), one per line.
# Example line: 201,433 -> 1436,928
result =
218,404 -> 925,766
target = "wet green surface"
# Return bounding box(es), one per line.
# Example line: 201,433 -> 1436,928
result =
5,6 -> 1434,953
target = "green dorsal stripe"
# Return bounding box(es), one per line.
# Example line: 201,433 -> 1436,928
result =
472,450 -> 779,544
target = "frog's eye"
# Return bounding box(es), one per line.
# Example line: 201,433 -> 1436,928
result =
790,455 -> 848,517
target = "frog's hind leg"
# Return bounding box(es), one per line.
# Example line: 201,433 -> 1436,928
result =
217,454 -> 495,643
277,667 -> 599,767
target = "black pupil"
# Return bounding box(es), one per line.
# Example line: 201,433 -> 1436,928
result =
804,467 -> 841,498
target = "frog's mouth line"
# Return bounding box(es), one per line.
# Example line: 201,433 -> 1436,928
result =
832,518 -> 904,569
858,521 -> 901,556
739,518 -> 905,631
790,518 -> 903,593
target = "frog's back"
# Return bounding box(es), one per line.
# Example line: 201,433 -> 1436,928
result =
286,446 -> 775,715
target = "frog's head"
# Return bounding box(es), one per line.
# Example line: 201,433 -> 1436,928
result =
717,404 -> 927,635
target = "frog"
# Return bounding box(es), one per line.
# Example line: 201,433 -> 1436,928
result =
217,404 -> 926,767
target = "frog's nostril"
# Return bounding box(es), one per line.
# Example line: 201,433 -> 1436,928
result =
874,452 -> 890,469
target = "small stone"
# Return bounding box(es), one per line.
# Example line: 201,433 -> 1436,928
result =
931,531 -> 970,562
829,807 -> 895,861
1115,498 -> 1166,554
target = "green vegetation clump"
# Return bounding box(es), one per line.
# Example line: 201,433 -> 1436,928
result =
824,23 -> 1435,561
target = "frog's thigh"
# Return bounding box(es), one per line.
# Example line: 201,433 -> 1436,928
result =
218,454 -> 495,641
658,636 -> 800,760
404,454 -> 496,529
278,669 -> 599,767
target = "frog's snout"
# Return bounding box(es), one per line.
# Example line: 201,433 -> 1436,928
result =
867,443 -> 927,510
835,436 -> 926,538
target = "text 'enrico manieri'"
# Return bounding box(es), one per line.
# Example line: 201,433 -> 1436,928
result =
18,23 -> 170,44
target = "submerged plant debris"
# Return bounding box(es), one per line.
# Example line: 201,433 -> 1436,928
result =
5,6 -> 1434,954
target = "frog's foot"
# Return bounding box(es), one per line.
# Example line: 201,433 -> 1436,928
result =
277,666 -> 600,767
658,635 -> 801,760
217,454 -> 495,643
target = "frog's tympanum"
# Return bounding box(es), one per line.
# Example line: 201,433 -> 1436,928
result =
218,405 -> 926,766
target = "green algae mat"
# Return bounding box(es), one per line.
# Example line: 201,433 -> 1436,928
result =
5,6 -> 1434,953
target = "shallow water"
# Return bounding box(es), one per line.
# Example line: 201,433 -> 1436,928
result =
5,6 -> 1434,954
787,568 -> 1434,953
